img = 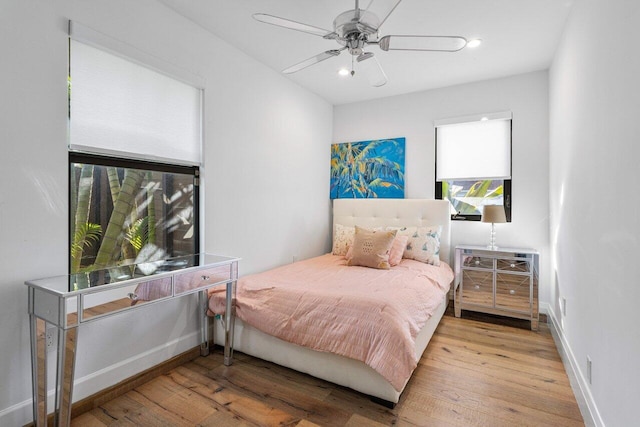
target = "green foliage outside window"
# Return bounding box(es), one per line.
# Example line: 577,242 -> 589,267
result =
442,179 -> 504,215
70,158 -> 196,288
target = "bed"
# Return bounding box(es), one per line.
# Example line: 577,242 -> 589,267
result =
209,198 -> 453,406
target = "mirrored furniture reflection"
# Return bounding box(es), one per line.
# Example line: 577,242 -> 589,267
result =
454,245 -> 539,330
25,253 -> 239,427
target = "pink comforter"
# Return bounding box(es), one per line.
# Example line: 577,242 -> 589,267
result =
208,254 -> 453,391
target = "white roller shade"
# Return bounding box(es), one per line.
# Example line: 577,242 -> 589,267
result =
436,117 -> 511,181
69,38 -> 202,165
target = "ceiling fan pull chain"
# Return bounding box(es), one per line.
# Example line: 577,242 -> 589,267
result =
351,55 -> 356,77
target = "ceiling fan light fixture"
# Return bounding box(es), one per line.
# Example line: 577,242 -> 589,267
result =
338,68 -> 350,76
466,39 -> 482,48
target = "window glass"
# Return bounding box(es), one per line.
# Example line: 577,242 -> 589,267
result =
441,179 -> 507,218
70,154 -> 198,274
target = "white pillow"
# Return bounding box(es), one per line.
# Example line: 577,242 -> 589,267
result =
387,225 -> 442,266
332,224 -> 354,256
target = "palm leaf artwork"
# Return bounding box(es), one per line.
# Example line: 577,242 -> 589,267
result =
330,138 -> 405,199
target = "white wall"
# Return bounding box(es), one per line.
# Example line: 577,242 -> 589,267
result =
333,71 -> 551,302
0,0 -> 331,425
549,0 -> 640,425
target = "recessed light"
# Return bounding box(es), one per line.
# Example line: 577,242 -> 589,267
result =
338,68 -> 349,76
480,116 -> 489,121
466,39 -> 482,48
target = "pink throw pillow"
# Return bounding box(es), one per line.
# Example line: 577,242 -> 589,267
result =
346,226 -> 397,269
347,234 -> 407,267
345,245 -> 353,260
389,235 -> 408,266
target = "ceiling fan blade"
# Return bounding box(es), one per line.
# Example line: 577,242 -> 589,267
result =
253,13 -> 332,38
378,35 -> 467,52
282,50 -> 341,74
359,55 -> 388,87
357,52 -> 375,62
361,0 -> 402,30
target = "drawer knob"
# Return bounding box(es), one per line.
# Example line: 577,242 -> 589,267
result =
474,284 -> 480,290
510,263 -> 516,268
509,290 -> 515,295
201,275 -> 210,281
128,293 -> 138,301
475,260 -> 480,265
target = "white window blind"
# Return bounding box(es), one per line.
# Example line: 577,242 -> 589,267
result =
69,30 -> 202,165
435,115 -> 511,181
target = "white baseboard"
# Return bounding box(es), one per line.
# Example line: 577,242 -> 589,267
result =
541,303 -> 604,427
0,331 -> 199,427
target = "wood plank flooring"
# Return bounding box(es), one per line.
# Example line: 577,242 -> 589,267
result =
71,310 -> 583,426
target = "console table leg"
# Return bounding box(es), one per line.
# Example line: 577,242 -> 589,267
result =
30,316 -> 47,427
199,290 -> 210,356
54,327 -> 77,427
223,281 -> 236,366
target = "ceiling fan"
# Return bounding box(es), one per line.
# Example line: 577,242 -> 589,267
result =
253,0 -> 468,87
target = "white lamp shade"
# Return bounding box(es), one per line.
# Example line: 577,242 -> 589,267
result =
482,205 -> 507,223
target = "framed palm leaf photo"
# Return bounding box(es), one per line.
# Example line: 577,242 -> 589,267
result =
330,137 -> 405,199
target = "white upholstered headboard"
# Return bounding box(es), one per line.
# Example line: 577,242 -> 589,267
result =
332,198 -> 452,266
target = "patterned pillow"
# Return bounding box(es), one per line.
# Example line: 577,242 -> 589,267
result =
347,226 -> 397,269
387,225 -> 442,266
332,224 -> 355,256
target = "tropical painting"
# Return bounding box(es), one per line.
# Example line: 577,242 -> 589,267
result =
330,137 -> 405,199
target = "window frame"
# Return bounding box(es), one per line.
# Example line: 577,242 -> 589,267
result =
435,118 -> 513,222
68,151 -> 200,273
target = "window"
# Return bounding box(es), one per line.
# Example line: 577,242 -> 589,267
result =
68,21 -> 203,275
70,154 -> 199,274
435,112 -> 512,221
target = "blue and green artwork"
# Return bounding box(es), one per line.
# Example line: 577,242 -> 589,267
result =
330,137 -> 405,199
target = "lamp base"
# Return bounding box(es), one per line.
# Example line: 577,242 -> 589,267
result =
488,223 -> 497,251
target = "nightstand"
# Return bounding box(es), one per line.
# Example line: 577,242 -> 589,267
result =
454,245 -> 539,330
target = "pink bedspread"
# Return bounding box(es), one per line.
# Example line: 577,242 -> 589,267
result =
208,253 -> 453,391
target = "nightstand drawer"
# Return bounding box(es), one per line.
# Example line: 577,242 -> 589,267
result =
461,270 -> 493,307
462,256 -> 494,270
496,258 -> 530,273
495,273 -> 531,312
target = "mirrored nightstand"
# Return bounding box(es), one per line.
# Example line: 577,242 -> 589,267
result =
454,245 -> 539,330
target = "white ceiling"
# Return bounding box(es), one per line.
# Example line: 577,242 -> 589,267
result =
158,0 -> 574,105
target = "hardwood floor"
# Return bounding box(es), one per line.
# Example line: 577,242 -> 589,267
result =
71,311 -> 583,426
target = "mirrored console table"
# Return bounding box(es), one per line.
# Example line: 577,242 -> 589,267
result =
25,253 -> 239,427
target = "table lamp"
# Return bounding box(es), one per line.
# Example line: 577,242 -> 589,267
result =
482,205 -> 507,250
